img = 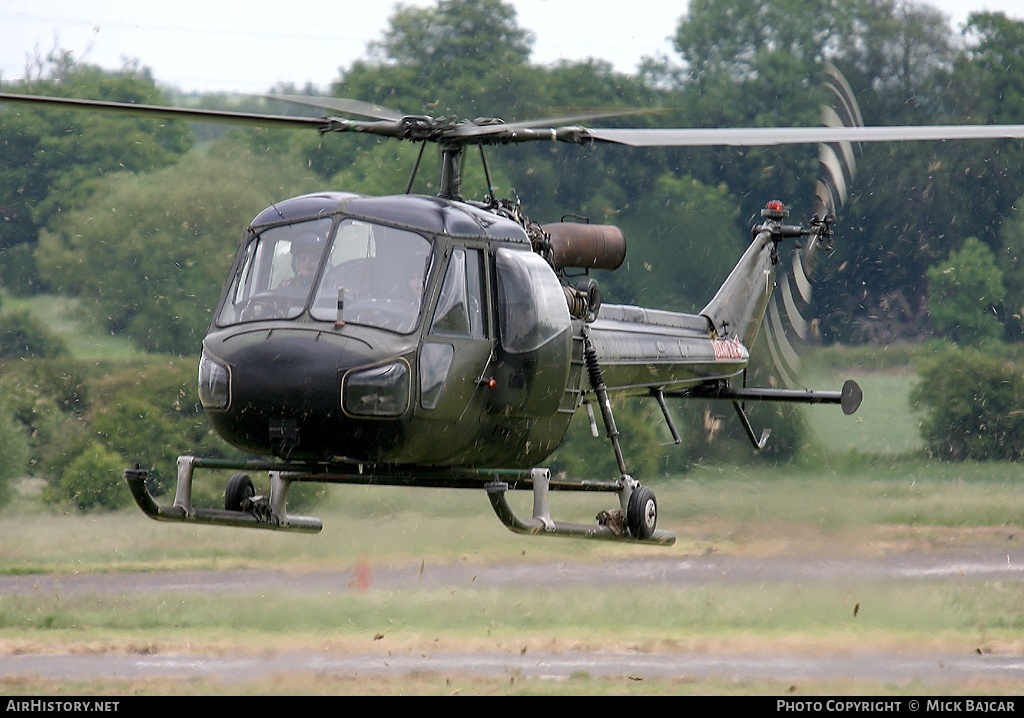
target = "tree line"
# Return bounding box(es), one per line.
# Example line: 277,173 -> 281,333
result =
1,0 -> 1022,509
3,0 -> 1022,343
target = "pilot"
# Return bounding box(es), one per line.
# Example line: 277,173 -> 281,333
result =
387,232 -> 430,297
279,232 -> 324,290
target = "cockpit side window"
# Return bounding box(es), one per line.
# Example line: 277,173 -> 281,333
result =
217,218 -> 333,325
430,248 -> 484,338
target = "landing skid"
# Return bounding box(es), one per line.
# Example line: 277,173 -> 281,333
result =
124,457 -> 322,533
487,470 -> 675,545
123,456 -> 675,545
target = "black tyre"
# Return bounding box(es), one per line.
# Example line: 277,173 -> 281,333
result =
626,486 -> 657,539
225,473 -> 255,512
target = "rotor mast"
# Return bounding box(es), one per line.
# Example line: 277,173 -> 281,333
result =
438,144 -> 464,200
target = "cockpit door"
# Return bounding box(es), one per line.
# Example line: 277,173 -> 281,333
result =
418,247 -> 491,420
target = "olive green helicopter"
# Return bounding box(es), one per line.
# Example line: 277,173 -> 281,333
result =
3,65 -> 1023,545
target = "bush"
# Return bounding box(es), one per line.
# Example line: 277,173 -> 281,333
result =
88,394 -> 184,498
549,397 -> 673,480
45,356 -> 251,510
0,359 -> 89,477
0,401 -> 29,505
56,441 -> 131,511
910,345 -> 1024,461
0,308 -> 69,359
0,243 -> 44,296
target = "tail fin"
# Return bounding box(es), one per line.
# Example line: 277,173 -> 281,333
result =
762,63 -> 863,388
699,228 -> 778,347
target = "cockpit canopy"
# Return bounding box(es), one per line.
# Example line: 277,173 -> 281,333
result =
217,217 -> 432,334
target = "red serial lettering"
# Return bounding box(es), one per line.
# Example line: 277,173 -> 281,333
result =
712,339 -> 746,360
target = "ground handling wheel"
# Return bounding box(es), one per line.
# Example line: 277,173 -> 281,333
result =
626,485 -> 657,540
224,473 -> 255,512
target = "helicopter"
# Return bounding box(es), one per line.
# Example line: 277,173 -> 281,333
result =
3,65 -> 1024,545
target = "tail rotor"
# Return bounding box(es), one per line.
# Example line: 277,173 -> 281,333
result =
763,63 -> 863,389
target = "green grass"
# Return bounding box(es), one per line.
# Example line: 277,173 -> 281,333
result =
679,458 -> 1024,527
4,457 -> 1022,572
800,355 -> 924,455
0,579 -> 1015,649
3,293 -> 140,361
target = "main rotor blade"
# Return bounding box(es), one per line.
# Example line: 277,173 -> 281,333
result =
507,107 -> 662,129
8,90 -> 1024,148
404,108 -> 662,142
264,93 -> 404,121
584,124 -> 1024,147
262,97 -> 657,127
0,92 -> 328,130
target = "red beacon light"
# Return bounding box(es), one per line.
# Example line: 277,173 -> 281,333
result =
761,199 -> 788,220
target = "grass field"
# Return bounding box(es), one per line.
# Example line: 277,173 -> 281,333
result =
4,294 -> 140,361
1,461 -> 1023,695
5,454 -> 1022,572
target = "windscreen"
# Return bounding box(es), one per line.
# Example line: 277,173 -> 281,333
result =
310,219 -> 432,334
217,218 -> 432,334
217,218 -> 333,325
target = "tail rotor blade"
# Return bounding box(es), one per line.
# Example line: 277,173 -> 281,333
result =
764,64 -> 863,389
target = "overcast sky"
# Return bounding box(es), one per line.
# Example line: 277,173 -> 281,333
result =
1,0 -> 1022,94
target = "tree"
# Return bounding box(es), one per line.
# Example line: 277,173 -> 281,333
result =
956,13 -> 1024,124
35,136 -> 321,353
338,0 -> 535,119
611,173 -> 743,310
670,0 -> 830,220
0,54 -> 193,293
0,400 -> 29,505
996,197 -> 1024,337
938,13 -> 1024,254
821,9 -> 1024,342
925,236 -> 1005,344
667,0 -> 1012,344
378,0 -> 531,68
0,308 -> 69,359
